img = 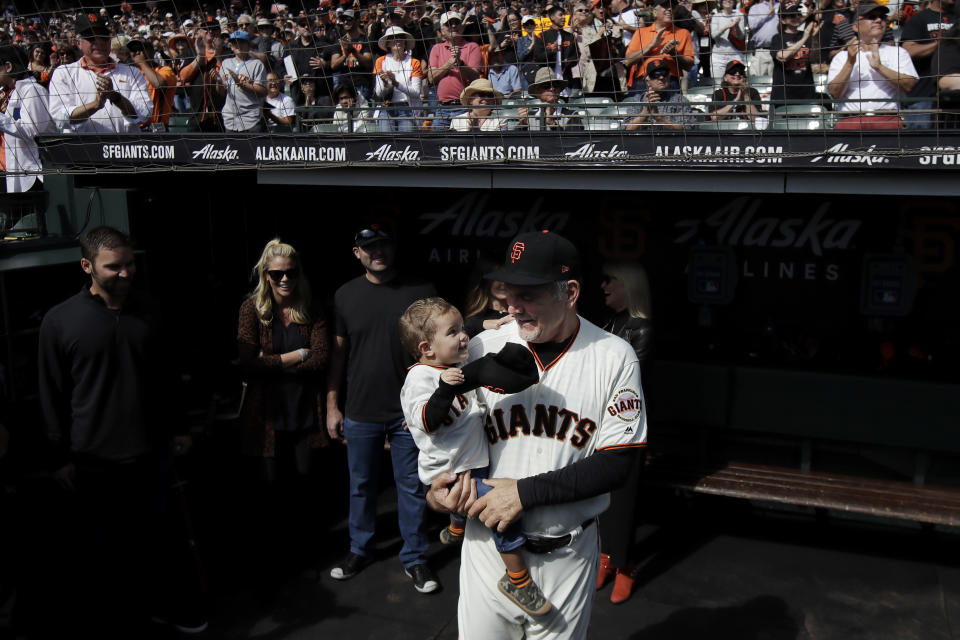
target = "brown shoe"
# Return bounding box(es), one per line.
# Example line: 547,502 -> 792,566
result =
596,553 -> 614,590
610,567 -> 636,604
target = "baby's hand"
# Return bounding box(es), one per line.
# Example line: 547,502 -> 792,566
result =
441,368 -> 465,385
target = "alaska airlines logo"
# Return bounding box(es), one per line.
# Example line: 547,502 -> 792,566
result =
810,143 -> 890,165
364,144 -> 420,162
191,144 -> 239,161
484,404 -> 597,449
564,143 -> 629,160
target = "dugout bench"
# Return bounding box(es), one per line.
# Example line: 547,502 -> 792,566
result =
643,361 -> 960,527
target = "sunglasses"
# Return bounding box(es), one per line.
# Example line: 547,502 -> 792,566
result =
861,12 -> 886,20
355,227 -> 390,245
648,70 -> 670,79
267,267 -> 300,282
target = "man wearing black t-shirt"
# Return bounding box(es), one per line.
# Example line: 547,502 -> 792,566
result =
770,1 -> 821,107
901,0 -> 954,128
326,226 -> 439,594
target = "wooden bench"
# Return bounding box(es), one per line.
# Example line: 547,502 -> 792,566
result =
644,361 -> 960,527
645,459 -> 960,527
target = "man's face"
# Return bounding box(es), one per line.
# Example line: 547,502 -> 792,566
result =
266,73 -> 281,96
505,282 -> 575,343
82,246 -> 136,299
646,68 -> 670,89
444,18 -> 463,35
79,35 -> 111,64
338,91 -> 356,107
353,240 -> 396,274
230,38 -> 250,54
654,3 -> 673,23
540,86 -> 559,103
549,8 -> 565,26
856,9 -> 887,39
238,17 -> 254,31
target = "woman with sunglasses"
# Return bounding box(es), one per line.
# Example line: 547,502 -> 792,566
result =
237,238 -> 330,498
709,58 -> 764,120
595,260 -> 653,605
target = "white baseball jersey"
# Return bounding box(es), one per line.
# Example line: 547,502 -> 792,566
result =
459,315 -> 647,640
48,59 -> 153,133
469,315 -> 648,537
400,364 -> 489,484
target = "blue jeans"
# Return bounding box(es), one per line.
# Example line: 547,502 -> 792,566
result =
344,417 -> 429,568
378,105 -> 418,132
905,100 -> 935,130
450,466 -> 525,553
432,108 -> 466,131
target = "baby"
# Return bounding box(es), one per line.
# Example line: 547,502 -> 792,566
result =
398,297 -> 550,617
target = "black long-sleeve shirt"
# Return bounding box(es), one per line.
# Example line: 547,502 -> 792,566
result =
38,287 -> 178,468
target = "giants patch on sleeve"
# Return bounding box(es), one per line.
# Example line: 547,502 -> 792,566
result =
606,388 -> 643,432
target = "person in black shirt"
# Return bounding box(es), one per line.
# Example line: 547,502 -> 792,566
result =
770,1 -> 822,108
710,58 -> 766,120
285,16 -> 337,105
331,9 -> 375,100
37,226 -> 202,636
326,225 -> 440,595
529,4 -> 581,84
901,0 -> 954,128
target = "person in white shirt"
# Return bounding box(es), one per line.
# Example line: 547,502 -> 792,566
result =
47,14 -> 153,134
374,26 -> 424,132
264,72 -> 296,128
747,0 -> 780,76
710,0 -> 745,79
827,0 -> 917,113
0,45 -> 55,192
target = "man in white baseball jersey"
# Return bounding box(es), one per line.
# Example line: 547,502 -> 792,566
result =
427,230 -> 648,640
48,14 -> 153,133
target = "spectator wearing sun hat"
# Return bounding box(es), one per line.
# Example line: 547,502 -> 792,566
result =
374,26 -> 423,131
252,16 -> 285,74
517,66 -> 582,129
450,77 -> 507,130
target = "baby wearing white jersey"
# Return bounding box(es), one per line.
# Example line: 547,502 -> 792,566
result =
399,297 -> 551,617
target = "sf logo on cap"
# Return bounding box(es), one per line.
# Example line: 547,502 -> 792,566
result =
510,242 -> 525,263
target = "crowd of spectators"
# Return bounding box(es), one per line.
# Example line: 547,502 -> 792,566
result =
0,0 -> 959,165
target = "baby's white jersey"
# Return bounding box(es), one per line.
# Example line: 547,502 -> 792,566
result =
401,364 -> 489,484
469,316 -> 648,537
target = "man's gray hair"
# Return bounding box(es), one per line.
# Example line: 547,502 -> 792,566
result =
550,280 -> 569,301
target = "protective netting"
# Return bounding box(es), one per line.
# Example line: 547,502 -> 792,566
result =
2,0 -> 960,179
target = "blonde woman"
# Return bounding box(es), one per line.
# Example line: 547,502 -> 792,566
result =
595,259 -> 652,605
237,238 -> 330,485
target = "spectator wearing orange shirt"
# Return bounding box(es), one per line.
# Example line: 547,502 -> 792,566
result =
623,0 -> 694,93
129,39 -> 176,128
178,17 -> 227,132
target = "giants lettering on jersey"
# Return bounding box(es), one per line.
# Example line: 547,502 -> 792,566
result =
483,403 -> 598,450
439,394 -> 469,428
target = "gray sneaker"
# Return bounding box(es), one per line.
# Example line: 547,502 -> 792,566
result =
497,572 -> 552,617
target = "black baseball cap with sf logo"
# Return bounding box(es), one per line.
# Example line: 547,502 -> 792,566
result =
486,230 -> 581,286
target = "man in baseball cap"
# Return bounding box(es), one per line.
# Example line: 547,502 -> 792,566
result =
427,228 -> 649,639
625,58 -> 695,130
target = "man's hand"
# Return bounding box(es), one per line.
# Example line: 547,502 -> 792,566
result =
173,434 -> 193,456
95,74 -> 114,105
54,462 -> 76,491
427,470 -> 477,514
845,37 -> 859,61
467,477 -> 522,532
132,51 -> 148,65
864,42 -> 881,69
645,87 -> 661,104
326,405 -> 345,441
661,38 -> 679,55
309,55 -> 326,69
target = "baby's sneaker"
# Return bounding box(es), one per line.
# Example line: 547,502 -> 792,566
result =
497,573 -> 552,617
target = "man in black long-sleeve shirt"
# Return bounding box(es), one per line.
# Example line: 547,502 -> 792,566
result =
37,226 -> 201,636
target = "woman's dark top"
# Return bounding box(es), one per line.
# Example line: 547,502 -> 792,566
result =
271,319 -> 316,432
770,31 -> 816,103
465,307 -> 510,338
603,310 -> 653,368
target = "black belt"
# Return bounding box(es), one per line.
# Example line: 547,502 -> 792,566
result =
524,519 -> 594,554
